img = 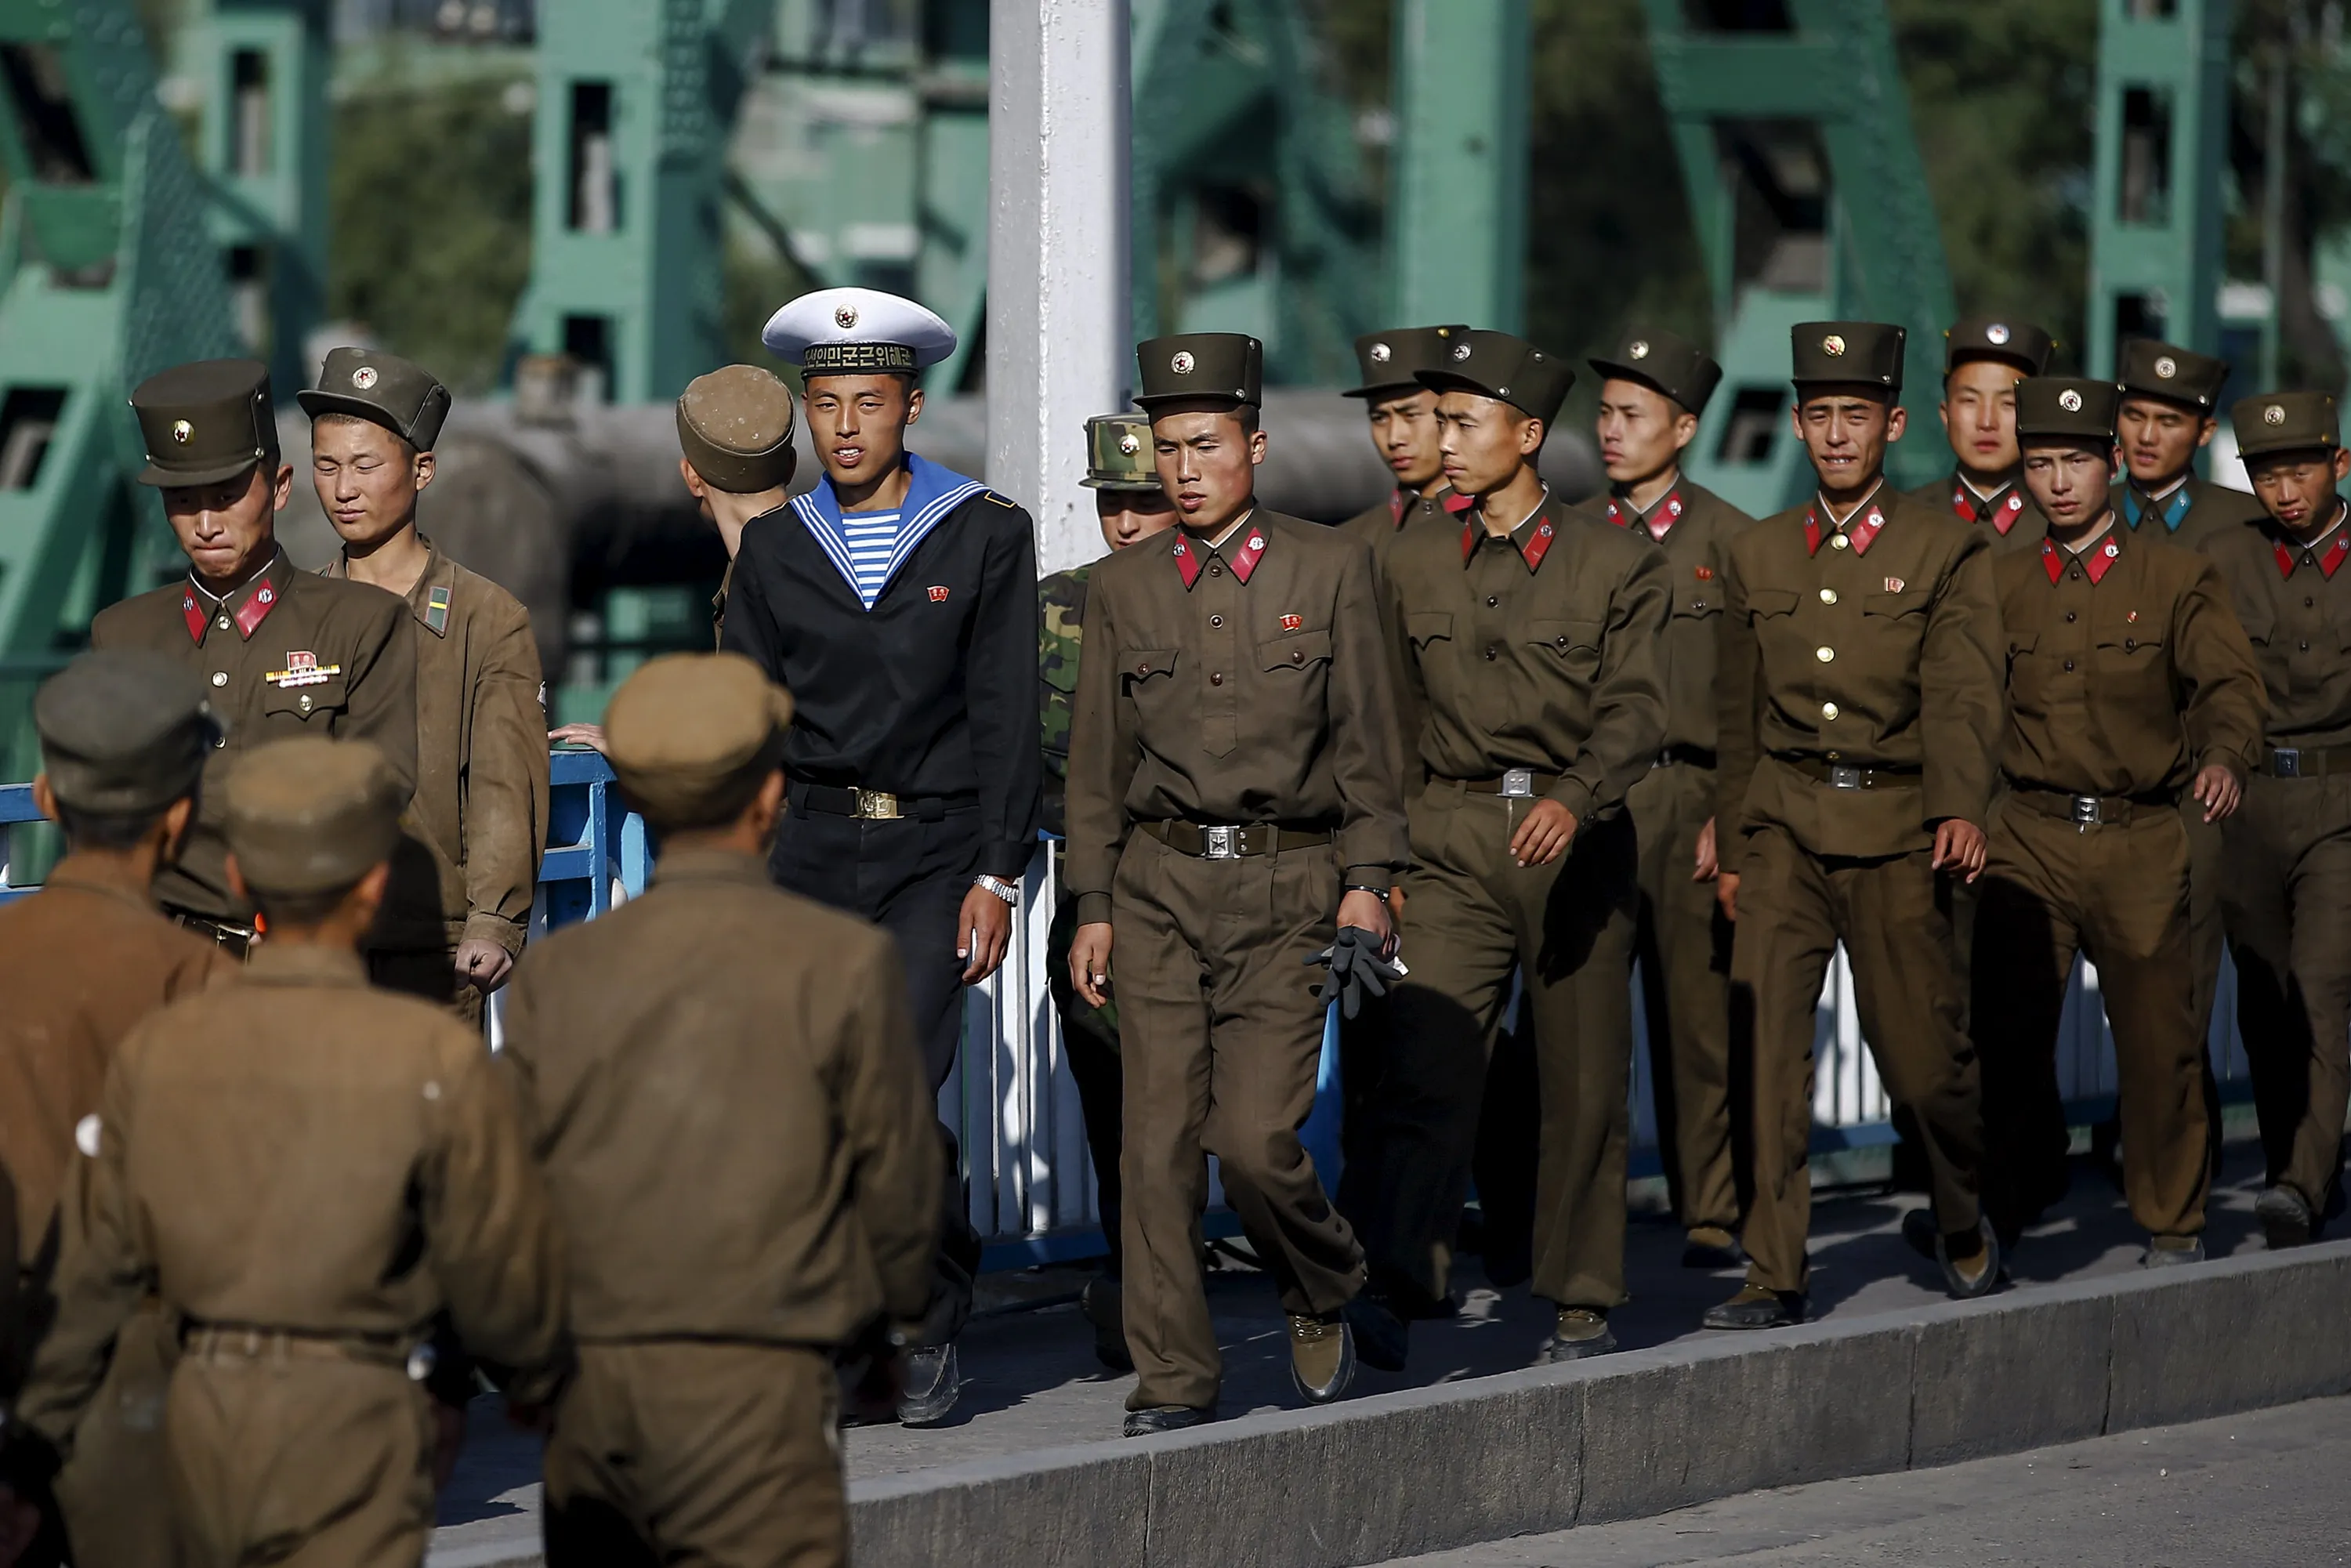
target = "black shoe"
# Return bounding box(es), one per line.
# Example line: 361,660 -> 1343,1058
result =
895,1343 -> 961,1426
1081,1276 -> 1132,1371
1701,1283 -> 1806,1331
1342,1291 -> 1409,1373
2256,1186 -> 2315,1250
1123,1404 -> 1214,1437
2143,1234 -> 2205,1269
1900,1208 -> 1940,1262
1540,1307 -> 1618,1362
1681,1226 -> 1746,1269
1938,1218 -> 2001,1300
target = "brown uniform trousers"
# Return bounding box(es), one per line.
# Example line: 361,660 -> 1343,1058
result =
0,861 -> 234,1568
1716,487 -> 2004,1295
17,945 -> 565,1568
1067,512 -> 1409,1411
326,542 -> 547,1022
501,850 -> 939,1567
89,550 -> 417,925
2204,510 -> 2351,1215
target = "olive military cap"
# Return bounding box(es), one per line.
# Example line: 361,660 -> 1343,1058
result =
1791,322 -> 1906,393
2016,377 -> 2120,444
677,365 -> 798,494
223,737 -> 407,896
34,650 -> 216,817
2231,391 -> 2342,458
298,348 -> 451,451
1136,333 -> 1262,411
129,358 -> 275,488
1942,317 -> 2052,377
603,652 -> 796,831
1415,328 -> 1576,426
1589,325 -> 1722,415
1344,324 -> 1470,400
1081,413 -> 1161,491
2117,339 -> 2229,412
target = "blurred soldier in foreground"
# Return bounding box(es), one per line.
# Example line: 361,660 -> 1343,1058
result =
1363,330 -> 1666,1367
504,654 -> 939,1567
1338,324 -> 1469,563
14,737 -> 567,1568
1040,413 -> 1178,1371
0,654 -> 236,1568
1907,317 -> 2052,555
1591,324 -> 1753,1270
1066,331 -> 1408,1432
1710,323 -> 2002,1329
1965,378 -> 2261,1268
89,358 -> 417,956
2204,392 -> 2351,1246
307,349 -> 546,1021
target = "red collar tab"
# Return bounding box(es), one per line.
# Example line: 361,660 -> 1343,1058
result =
1442,491 -> 1474,515
1173,522 -> 1266,588
234,577 -> 281,637
1463,513 -> 1559,570
1388,491 -> 1407,527
2278,527 -> 2351,581
1951,483 -> 2027,533
1170,530 -> 1201,588
2042,534 -> 2123,585
1805,501 -> 1887,557
181,588 -> 207,643
1228,525 -> 1267,583
1607,487 -> 1685,540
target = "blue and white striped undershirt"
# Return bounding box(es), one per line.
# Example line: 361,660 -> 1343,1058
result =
840,509 -> 904,609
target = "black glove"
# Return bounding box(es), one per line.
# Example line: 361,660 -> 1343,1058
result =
1305,926 -> 1404,1019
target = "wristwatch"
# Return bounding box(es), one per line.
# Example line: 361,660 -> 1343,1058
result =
973,874 -> 1021,907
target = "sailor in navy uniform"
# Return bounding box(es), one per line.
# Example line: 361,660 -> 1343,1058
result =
721,288 -> 1042,1425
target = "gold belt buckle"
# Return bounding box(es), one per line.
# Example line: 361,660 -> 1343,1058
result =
855,788 -> 901,820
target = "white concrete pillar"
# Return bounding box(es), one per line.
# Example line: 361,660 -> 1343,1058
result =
985,0 -> 1132,574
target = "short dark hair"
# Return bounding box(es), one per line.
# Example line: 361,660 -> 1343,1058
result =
310,411 -> 418,463
1236,404 -> 1260,438
55,802 -> 169,852
248,878 -> 364,930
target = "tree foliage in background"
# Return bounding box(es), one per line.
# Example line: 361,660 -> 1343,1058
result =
2228,0 -> 2351,393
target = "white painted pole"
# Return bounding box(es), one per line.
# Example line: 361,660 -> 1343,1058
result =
985,0 -> 1132,574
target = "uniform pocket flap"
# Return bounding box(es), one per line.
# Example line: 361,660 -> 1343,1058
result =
1748,587 -> 1800,617
1260,628 -> 1335,670
261,672 -> 349,719
2095,627 -> 2167,650
1121,647 -> 1179,682
2006,629 -> 2039,655
1670,594 -> 1721,619
1528,617 -> 1603,653
1863,590 -> 1925,617
1405,610 -> 1453,644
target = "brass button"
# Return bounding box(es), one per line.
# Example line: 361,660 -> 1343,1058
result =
298,693 -> 313,712
1830,534 -> 1849,550
1822,701 -> 1840,720
1820,588 -> 1838,605
1815,646 -> 1835,663
210,672 -> 226,687
1291,650 -> 1304,664
1209,563 -> 1224,576
1136,663 -> 1149,675
216,616 -> 231,631
1210,672 -> 1223,686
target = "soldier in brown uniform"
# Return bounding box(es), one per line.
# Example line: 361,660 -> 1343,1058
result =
1708,322 -> 2005,1329
1968,377 -> 2262,1266
15,737 -> 567,1568
88,358 -> 417,954
1355,329 -> 1668,1366
2204,391 -> 2351,1247
306,349 -> 547,1021
1338,324 -> 1470,562
1589,324 -> 1753,1269
502,654 -> 939,1568
1066,331 -> 1409,1432
0,654 -> 237,1568
1906,317 -> 2053,554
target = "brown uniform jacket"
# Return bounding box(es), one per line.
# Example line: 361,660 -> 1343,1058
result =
712,557 -> 735,650
2199,505 -> 2351,751
1907,471 -> 2044,557
89,552 -> 418,922
1597,480 -> 1753,754
2113,473 -> 2267,552
1716,482 -> 2005,858
1994,523 -> 2264,798
1067,509 -> 1411,926
498,849 -> 938,1343
1386,491 -> 1668,824
16,945 -> 566,1449
324,542 -> 548,955
1340,487 -> 1459,570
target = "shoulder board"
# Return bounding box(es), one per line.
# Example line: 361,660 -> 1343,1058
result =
984,491 -> 1017,509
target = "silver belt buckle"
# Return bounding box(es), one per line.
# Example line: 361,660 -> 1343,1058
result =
1203,825 -> 1239,859
1828,764 -> 1864,790
2071,795 -> 2103,827
855,788 -> 901,820
1500,768 -> 1536,798
2273,747 -> 2302,778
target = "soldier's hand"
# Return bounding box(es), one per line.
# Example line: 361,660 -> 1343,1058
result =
1931,819 -> 1987,882
454,940 -> 514,994
1336,888 -> 1394,956
1716,871 -> 1740,922
2192,762 -> 2243,822
957,885 -> 1013,984
1693,816 -> 1719,882
1070,922 -> 1114,1009
1509,799 -> 1578,867
548,722 -> 607,755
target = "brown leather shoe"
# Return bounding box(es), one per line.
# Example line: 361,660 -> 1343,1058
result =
1288,1313 -> 1357,1403
1701,1282 -> 1805,1331
1541,1307 -> 1618,1362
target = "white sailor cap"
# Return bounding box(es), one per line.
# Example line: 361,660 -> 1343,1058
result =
761,287 -> 957,376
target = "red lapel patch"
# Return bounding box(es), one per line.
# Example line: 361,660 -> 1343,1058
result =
233,581 -> 279,639
182,588 -> 206,643
1171,531 -> 1201,588
1229,527 -> 1267,585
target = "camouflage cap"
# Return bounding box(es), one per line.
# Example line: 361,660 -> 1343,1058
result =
2231,391 -> 2341,459
1415,329 -> 1576,427
1081,413 -> 1160,491
1943,317 -> 2052,377
2016,377 -> 2119,444
604,652 -> 795,831
1791,322 -> 1905,393
34,650 -> 216,817
1135,333 -> 1262,411
677,365 -> 798,494
223,737 -> 407,896
2117,339 -> 2229,412
1588,324 -> 1722,416
1344,324 -> 1471,399
129,358 -> 275,488
298,347 -> 451,451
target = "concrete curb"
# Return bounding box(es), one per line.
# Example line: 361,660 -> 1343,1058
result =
847,1240 -> 2351,1566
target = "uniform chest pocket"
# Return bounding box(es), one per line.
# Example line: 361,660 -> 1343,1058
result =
1121,647 -> 1179,689
1862,591 -> 1925,621
2096,625 -> 2167,666
1405,610 -> 1453,646
1747,587 -> 1799,622
263,673 -> 349,722
1670,593 -> 1720,621
1260,628 -> 1333,672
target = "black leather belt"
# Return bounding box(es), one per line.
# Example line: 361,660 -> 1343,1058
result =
1139,820 -> 1332,859
1453,769 -> 1560,798
2262,744 -> 2351,780
794,781 -> 974,822
1776,755 -> 1921,790
2007,787 -> 2173,827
